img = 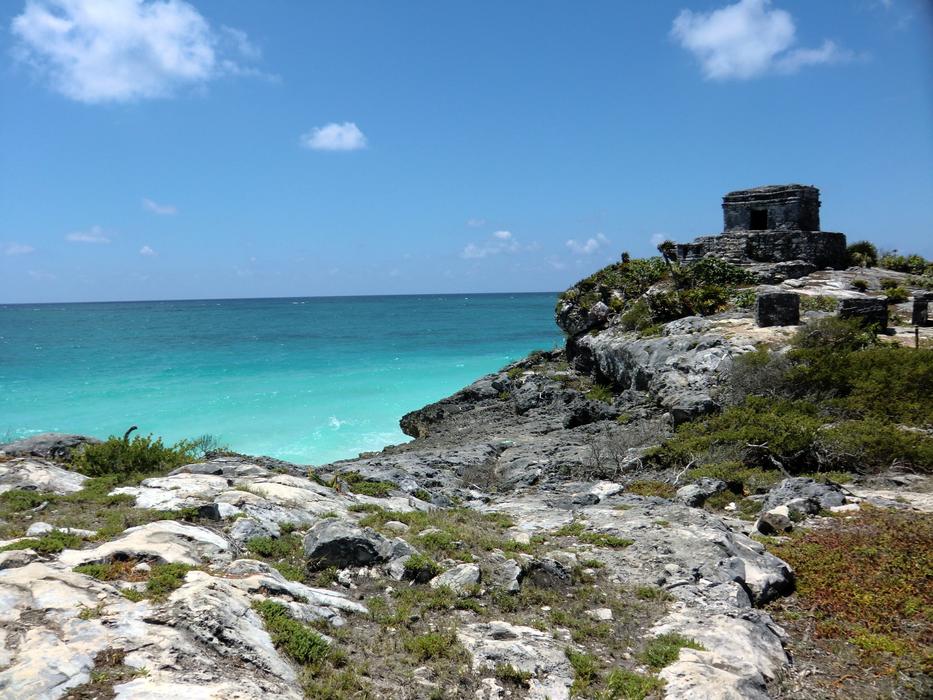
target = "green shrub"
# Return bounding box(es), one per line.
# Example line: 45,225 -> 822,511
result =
686,462 -> 783,494
884,286 -> 910,303
405,631 -> 461,661
0,529 -> 82,553
72,434 -> 197,479
402,553 -> 442,583
847,241 -> 878,267
880,277 -> 899,291
144,563 -> 193,600
586,383 -> 615,404
878,252 -> 930,275
339,471 -> 397,497
851,279 -> 869,292
819,420 -> 933,471
601,668 -> 665,700
0,489 -> 53,513
625,480 -> 676,499
671,256 -> 756,287
566,648 -> 600,694
494,664 -> 532,688
639,633 -> 704,670
253,600 -> 329,665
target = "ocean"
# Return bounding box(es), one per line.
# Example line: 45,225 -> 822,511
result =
0,293 -> 562,465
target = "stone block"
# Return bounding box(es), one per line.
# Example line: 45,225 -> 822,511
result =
755,291 -> 800,327
837,298 -> 888,329
912,293 -> 932,326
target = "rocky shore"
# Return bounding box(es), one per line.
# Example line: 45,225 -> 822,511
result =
1,243 -> 931,698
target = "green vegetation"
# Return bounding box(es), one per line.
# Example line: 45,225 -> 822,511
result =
245,532 -> 308,583
799,295 -> 836,312
253,600 -> 330,665
846,241 -> 878,268
769,507 -> 932,675
566,648 -> 601,695
600,668 -> 665,700
74,561 -> 193,601
586,383 -> 615,404
884,286 -> 910,303
0,529 -> 82,553
494,664 -> 532,688
639,633 -> 705,670
625,480 -> 676,499
650,317 -> 933,475
337,471 -> 397,497
851,278 -> 868,292
72,433 -> 201,478
402,553 -> 442,582
0,489 -> 50,512
404,630 -> 463,661
877,251 -> 933,276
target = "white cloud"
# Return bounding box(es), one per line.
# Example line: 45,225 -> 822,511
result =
4,242 -> 35,256
300,122 -> 367,151
139,245 -> 156,256
65,225 -> 110,243
28,269 -> 56,280
566,233 -> 609,255
142,197 -> 177,215
460,230 -> 522,259
10,0 -> 262,103
671,0 -> 852,80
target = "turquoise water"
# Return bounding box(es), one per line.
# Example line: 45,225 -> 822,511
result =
0,294 -> 562,464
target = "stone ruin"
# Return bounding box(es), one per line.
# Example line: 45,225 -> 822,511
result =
676,184 -> 847,281
913,292 -> 933,327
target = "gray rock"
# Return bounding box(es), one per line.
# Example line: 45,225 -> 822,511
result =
837,297 -> 888,329
0,549 -> 37,570
0,458 -> 87,495
761,478 -> 846,512
486,554 -> 523,593
303,520 -> 394,569
429,563 -> 481,593
0,433 -> 100,460
523,557 -> 571,588
677,478 -> 728,507
230,516 -> 281,544
756,508 -> 793,535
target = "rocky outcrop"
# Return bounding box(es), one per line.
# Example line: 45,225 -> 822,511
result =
0,458 -> 88,495
0,433 -> 100,460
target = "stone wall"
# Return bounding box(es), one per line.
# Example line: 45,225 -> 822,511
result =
723,184 -> 820,232
676,230 -> 847,269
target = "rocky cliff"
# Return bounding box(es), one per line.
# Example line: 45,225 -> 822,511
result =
1,253 -> 931,699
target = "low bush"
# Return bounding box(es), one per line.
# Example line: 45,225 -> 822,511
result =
72,433 -> 198,479
639,633 -> 705,670
851,278 -> 868,292
339,471 -> 397,497
601,668 -> 665,699
877,252 -> 931,275
846,241 -> 878,268
884,286 -> 910,303
769,507 -> 932,673
402,553 -> 442,583
404,631 -> 461,661
253,600 -> 330,665
0,529 -> 82,553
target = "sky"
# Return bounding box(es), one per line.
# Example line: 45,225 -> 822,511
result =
0,0 -> 931,304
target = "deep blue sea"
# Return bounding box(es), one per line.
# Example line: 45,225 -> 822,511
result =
0,294 -> 562,464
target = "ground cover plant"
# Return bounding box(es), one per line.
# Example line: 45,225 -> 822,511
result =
767,507 -> 933,695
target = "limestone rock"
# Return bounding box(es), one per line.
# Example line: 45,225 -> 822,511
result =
756,508 -> 793,535
0,458 -> 87,495
676,478 -> 728,507
59,520 -> 231,568
429,563 -> 480,593
458,621 -> 575,700
0,433 -> 100,460
761,478 -> 846,512
303,520 -> 394,569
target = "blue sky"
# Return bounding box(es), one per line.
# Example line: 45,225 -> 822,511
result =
0,0 -> 931,303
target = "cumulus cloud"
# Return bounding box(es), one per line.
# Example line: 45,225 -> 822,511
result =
671,0 -> 852,80
300,122 -> 367,151
142,197 -> 177,215
10,0 -> 263,103
139,245 -> 156,256
4,242 -> 35,256
460,230 -> 521,259
566,233 -> 610,255
65,225 -> 110,243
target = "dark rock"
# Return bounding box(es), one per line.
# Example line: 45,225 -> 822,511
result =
562,397 -> 616,428
756,510 -> 793,535
523,558 -> 571,588
755,291 -> 800,327
837,297 -> 888,329
303,521 -> 395,569
676,478 -> 728,507
0,433 -> 100,460
761,478 -> 846,512
912,293 -> 932,326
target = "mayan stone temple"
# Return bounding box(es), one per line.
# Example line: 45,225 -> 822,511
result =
676,184 -> 847,281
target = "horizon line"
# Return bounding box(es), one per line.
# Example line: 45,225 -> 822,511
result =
0,289 -> 562,307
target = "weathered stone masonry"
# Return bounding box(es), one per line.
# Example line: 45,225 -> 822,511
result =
676,184 -> 847,272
